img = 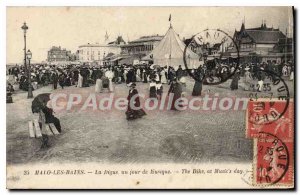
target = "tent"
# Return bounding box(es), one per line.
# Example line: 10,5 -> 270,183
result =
143,26 -> 200,70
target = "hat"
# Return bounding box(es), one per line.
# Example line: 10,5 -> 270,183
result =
245,67 -> 250,71
179,77 -> 186,84
129,82 -> 136,87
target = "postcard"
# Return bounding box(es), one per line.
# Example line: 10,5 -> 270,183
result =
6,6 -> 295,189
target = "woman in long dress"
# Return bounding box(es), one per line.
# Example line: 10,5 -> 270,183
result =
230,72 -> 240,90
136,68 -> 141,82
156,81 -> 163,100
149,80 -> 157,98
160,69 -> 167,84
192,68 -> 203,96
77,73 -> 83,88
168,79 -> 183,111
105,68 -> 114,92
289,66 -> 294,81
243,68 -> 252,91
257,70 -> 265,92
282,65 -> 288,77
143,69 -> 148,83
95,71 -> 102,93
125,83 -> 146,120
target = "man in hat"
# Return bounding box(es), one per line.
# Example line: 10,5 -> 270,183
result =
51,71 -> 59,90
168,67 -> 176,84
176,65 -> 184,81
58,73 -> 66,89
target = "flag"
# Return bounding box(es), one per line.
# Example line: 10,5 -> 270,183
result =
169,14 -> 171,22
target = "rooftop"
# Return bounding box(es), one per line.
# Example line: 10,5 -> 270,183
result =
78,43 -> 120,48
235,22 -> 287,44
108,36 -> 126,45
129,35 -> 164,44
245,30 -> 286,44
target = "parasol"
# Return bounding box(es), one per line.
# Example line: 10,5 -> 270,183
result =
31,93 -> 51,113
150,64 -> 160,69
70,67 -> 79,72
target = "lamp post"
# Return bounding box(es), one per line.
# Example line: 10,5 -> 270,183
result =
26,49 -> 33,98
21,22 -> 28,75
21,22 -> 33,98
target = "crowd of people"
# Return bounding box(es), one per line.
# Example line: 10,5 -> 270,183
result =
229,61 -> 294,91
7,63 -> 180,90
7,60 -> 294,121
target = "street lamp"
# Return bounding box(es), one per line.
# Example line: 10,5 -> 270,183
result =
21,22 -> 28,74
26,49 -> 33,98
21,22 -> 33,98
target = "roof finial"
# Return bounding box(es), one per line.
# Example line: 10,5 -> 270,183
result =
169,14 -> 172,28
105,31 -> 109,44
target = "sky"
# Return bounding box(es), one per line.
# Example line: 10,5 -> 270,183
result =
6,6 -> 293,64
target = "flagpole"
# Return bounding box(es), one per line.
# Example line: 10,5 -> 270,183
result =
169,14 -> 172,70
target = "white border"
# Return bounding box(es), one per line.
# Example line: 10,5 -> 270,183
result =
1,0 -> 299,194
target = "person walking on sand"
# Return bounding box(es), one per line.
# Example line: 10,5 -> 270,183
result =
192,67 -> 204,96
125,83 -> 146,120
168,78 -> 183,111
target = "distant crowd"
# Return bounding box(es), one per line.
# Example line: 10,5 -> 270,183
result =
6,61 -> 294,121
6,60 -> 294,94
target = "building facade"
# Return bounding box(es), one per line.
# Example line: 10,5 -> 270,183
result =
78,36 -> 126,65
227,22 -> 288,63
272,37 -> 294,63
47,46 -> 72,62
118,35 -> 164,64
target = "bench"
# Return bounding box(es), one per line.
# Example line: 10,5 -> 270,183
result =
28,119 -> 60,138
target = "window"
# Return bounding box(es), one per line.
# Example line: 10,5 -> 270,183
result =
98,51 -> 100,55
87,51 -> 89,55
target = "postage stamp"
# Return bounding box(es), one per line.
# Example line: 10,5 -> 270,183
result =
247,100 -> 294,186
253,132 -> 294,186
246,100 -> 294,139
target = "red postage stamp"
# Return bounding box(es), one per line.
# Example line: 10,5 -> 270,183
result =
253,132 -> 294,185
246,100 -> 293,140
246,100 -> 294,186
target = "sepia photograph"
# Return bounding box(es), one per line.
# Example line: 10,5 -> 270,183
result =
5,5 -> 295,189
